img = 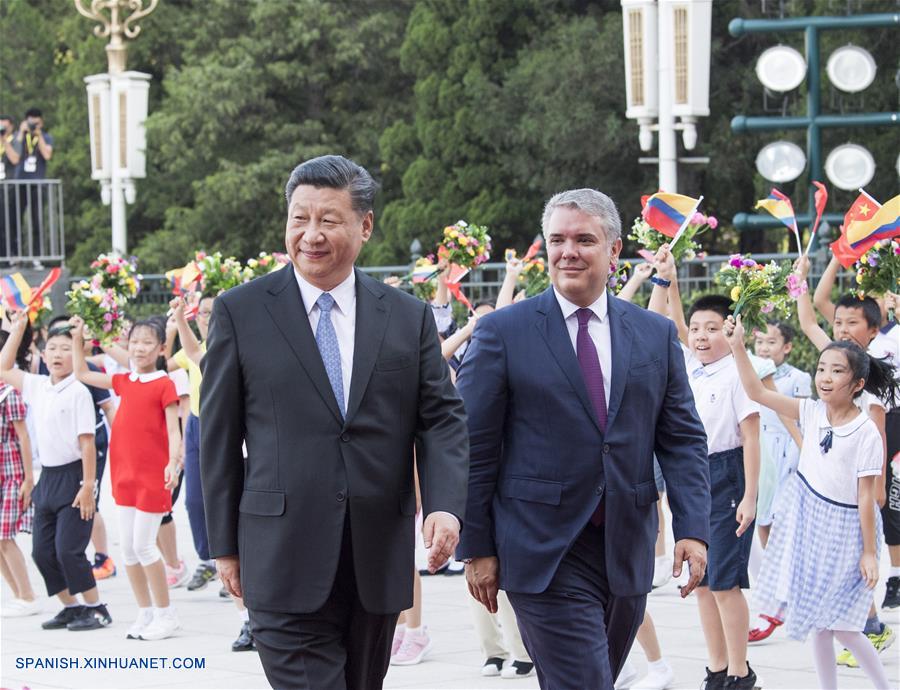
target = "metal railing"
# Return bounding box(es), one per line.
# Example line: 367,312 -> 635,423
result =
87,252 -> 853,311
0,179 -> 66,265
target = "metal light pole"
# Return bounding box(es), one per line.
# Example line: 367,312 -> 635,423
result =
75,0 -> 157,257
730,12 -> 900,242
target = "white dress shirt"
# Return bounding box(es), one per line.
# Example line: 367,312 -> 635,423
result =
22,373 -> 96,467
294,267 -> 356,412
554,287 -> 612,407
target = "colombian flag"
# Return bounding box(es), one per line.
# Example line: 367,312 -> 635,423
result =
755,189 -> 797,232
642,192 -> 702,238
0,273 -> 32,311
846,194 -> 900,248
411,262 -> 439,283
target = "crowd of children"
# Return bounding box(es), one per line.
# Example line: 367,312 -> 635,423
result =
0,245 -> 898,689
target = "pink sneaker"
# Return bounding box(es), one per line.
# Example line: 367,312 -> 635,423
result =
166,560 -> 190,588
391,627 -> 405,657
390,628 -> 432,666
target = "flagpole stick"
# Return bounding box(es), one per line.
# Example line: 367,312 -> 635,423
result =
793,223 -> 803,258
669,195 -> 704,252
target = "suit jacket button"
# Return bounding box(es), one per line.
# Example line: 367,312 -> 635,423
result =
336,491 -> 345,502
341,432 -> 350,442
602,444 -> 610,454
596,486 -> 603,495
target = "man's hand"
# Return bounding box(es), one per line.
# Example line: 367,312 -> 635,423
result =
673,538 -> 706,598
422,512 -> 460,573
217,555 -> 243,598
466,556 -> 500,613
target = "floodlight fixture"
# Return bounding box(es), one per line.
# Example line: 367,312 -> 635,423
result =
755,45 -> 806,92
824,144 -> 876,190
826,45 -> 876,93
755,140 -> 806,182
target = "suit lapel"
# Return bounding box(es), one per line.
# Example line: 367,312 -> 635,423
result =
344,269 -> 390,424
264,266 -> 344,425
605,294 -> 633,431
534,288 -> 602,433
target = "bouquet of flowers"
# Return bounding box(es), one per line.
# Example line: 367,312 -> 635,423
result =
607,261 -> 633,295
65,276 -> 127,343
243,252 -> 290,281
31,295 -> 53,329
715,254 -> 793,331
518,257 -> 550,297
854,239 -> 900,297
195,251 -> 245,295
89,253 -> 141,300
628,211 -> 717,263
438,220 -> 492,269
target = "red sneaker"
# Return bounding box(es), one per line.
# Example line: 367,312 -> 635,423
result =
748,613 -> 783,643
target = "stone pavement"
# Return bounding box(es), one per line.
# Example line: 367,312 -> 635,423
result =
2,482 -> 898,690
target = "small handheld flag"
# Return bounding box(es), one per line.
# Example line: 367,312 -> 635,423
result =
27,268 -> 61,322
804,181 -> 828,255
830,189 -> 882,268
446,281 -> 476,315
846,193 -> 900,248
411,262 -> 440,283
522,234 -> 544,262
643,192 -> 702,239
0,273 -> 32,311
756,189 -> 801,255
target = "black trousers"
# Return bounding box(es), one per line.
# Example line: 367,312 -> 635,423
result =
249,519 -> 397,690
31,462 -> 96,597
507,523 -> 646,690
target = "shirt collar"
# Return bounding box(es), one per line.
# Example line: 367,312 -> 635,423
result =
128,370 -> 168,383
49,373 -> 78,392
553,287 -> 608,324
293,267 -> 356,317
818,403 -> 869,437
697,354 -> 733,377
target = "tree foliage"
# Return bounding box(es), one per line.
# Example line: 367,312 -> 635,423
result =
0,0 -> 896,274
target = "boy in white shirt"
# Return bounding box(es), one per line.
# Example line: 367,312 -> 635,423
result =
686,295 -> 760,690
0,312 -> 111,631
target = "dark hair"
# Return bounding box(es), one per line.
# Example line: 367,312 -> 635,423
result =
821,341 -> 899,402
25,108 -> 42,119
767,320 -> 796,344
688,294 -> 732,322
284,155 -> 379,215
47,315 -> 70,330
473,301 -> 496,312
0,327 -> 32,371
0,115 -> 12,123
835,294 -> 881,329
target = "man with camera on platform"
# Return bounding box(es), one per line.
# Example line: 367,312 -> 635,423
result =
12,108 -> 55,266
1,115 -> 22,263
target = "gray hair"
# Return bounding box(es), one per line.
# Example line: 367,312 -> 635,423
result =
541,189 -> 622,244
284,155 -> 379,215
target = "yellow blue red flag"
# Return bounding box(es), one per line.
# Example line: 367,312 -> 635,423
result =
0,273 -> 32,311
642,192 -> 702,238
846,193 -> 900,248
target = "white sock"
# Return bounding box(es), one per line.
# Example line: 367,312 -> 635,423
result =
154,605 -> 173,618
395,623 -> 406,635
890,566 -> 900,578
85,601 -> 101,608
648,658 -> 670,672
138,607 -> 153,621
405,625 -> 423,635
65,603 -> 81,608
239,608 -> 249,623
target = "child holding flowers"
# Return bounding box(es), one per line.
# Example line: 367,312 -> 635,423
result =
71,316 -> 182,641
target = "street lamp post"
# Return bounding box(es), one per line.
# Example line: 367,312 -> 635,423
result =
730,12 -> 900,242
75,0 -> 157,257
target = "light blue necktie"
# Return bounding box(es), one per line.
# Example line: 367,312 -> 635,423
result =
315,293 -> 345,417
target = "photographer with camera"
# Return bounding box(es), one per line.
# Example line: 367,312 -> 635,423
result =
13,108 -> 54,266
0,115 -> 21,263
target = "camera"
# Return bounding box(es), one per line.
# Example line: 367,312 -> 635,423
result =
0,126 -> 5,136
28,121 -> 37,132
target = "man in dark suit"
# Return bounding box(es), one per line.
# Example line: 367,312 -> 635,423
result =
457,188 -> 710,689
200,155 -> 469,690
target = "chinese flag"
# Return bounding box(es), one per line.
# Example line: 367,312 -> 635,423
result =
831,192 -> 881,268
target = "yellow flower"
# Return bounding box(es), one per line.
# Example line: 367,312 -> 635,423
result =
856,273 -> 864,284
458,236 -> 469,246
468,248 -> 475,256
248,259 -> 259,268
450,230 -> 459,239
730,286 -> 741,301
91,294 -> 102,304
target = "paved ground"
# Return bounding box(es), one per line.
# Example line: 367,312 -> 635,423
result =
2,479 -> 898,690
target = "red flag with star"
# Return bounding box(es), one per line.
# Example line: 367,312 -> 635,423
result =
831,190 -> 881,268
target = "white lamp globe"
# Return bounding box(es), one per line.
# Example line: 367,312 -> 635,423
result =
825,144 -> 876,191
827,45 -> 877,93
756,141 -> 806,183
755,45 -> 806,92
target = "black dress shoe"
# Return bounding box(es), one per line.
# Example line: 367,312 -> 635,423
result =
41,606 -> 85,630
231,621 -> 256,652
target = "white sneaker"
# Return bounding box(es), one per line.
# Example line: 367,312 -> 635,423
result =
632,661 -> 675,689
139,611 -> 181,640
615,660 -> 641,689
652,557 -> 673,589
2,598 -> 40,617
165,560 -> 191,588
126,610 -> 154,640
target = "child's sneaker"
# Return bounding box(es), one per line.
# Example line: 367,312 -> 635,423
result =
67,603 -> 112,631
389,627 -> 432,665
186,563 -> 217,591
482,657 -> 506,677
882,576 -> 900,609
701,667 -> 727,690
92,555 -> 116,580
126,609 -> 154,640
139,610 -> 181,640
2,598 -> 40,617
615,659 -> 640,689
838,624 -> 895,667
391,627 -> 405,656
41,606 -> 84,629
722,663 -> 758,689
502,660 -> 535,679
166,560 -> 191,588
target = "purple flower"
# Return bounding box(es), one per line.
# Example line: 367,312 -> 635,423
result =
868,254 -> 879,267
729,254 -> 743,268
742,259 -> 757,268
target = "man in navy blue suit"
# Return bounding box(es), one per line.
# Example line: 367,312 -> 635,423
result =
456,188 -> 711,689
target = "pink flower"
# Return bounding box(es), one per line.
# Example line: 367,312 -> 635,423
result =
691,212 -> 705,225
106,264 -> 119,274
103,312 -> 114,322
760,301 -> 775,314
102,323 -> 113,333
729,254 -> 743,268
707,216 -> 718,229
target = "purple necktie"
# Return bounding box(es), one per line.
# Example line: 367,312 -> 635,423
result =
576,308 -> 608,526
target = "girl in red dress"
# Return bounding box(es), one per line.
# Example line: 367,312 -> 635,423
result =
72,317 -> 182,641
